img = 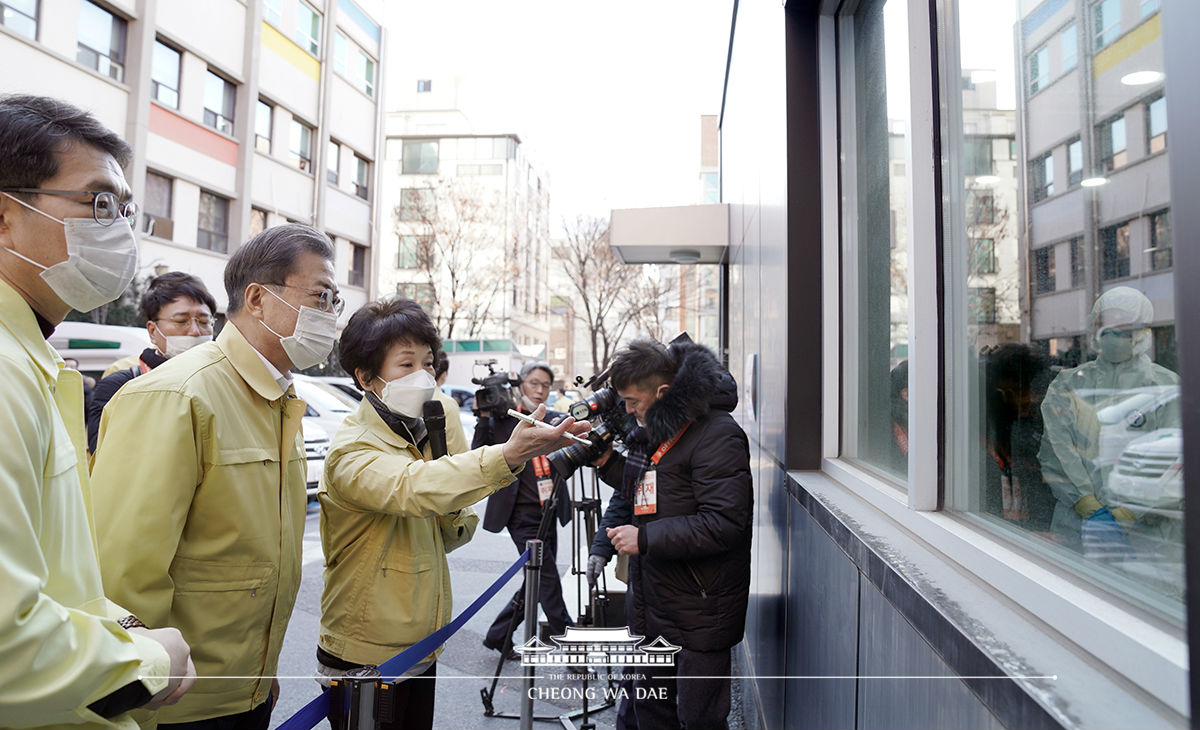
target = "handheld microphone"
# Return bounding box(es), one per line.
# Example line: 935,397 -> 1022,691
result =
423,399 -> 448,459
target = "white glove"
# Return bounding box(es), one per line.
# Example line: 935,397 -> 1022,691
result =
586,554 -> 609,586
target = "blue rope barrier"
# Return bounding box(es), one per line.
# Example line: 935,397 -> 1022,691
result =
276,546 -> 532,730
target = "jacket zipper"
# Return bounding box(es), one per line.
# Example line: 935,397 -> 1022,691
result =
686,563 -> 708,598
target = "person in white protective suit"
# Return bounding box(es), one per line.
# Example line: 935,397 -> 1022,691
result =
1037,286 -> 1179,558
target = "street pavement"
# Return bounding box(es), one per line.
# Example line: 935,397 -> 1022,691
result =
268,475 -> 624,730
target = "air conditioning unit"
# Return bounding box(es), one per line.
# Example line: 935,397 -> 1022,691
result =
143,214 -> 175,241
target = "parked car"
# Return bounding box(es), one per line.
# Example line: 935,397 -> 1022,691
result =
313,375 -> 363,403
302,419 -> 330,500
442,384 -> 476,412
1103,428 -> 1183,517
294,374 -> 354,436
47,321 -> 150,379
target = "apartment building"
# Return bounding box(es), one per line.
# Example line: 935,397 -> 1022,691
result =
0,0 -> 385,316
380,78 -> 552,350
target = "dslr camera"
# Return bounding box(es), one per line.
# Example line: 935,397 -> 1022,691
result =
546,370 -> 631,480
471,359 -> 517,415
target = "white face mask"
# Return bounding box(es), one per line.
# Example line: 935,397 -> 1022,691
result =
521,393 -> 540,412
258,285 -> 337,370
162,334 -> 212,358
1,192 -> 138,312
377,369 -> 437,418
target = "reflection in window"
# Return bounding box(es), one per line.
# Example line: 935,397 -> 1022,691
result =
395,234 -> 432,268
1097,115 -> 1127,171
844,0 -> 909,482
971,238 -> 996,275
1094,0 -> 1120,49
397,188 -> 435,222
1100,221 -> 1131,280
945,0 -> 1183,617
1147,96 -> 1166,153
203,71 -> 235,135
1030,151 -> 1053,202
1033,247 -> 1055,294
1149,209 -> 1171,271
197,191 -> 229,253
1029,46 -> 1048,94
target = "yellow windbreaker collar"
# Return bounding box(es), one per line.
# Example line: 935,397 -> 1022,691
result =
0,278 -> 62,382
216,322 -> 293,401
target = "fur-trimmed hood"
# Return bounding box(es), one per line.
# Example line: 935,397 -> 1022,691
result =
643,342 -> 738,446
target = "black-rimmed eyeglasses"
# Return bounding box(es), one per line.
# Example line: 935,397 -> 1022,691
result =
0,188 -> 139,227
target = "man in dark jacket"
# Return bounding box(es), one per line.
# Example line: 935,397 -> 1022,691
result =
474,361 -> 574,656
591,338 -> 752,730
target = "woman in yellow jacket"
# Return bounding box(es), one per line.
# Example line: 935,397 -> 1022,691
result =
317,298 -> 589,729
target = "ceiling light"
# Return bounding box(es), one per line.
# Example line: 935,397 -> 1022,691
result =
1081,177 -> 1109,187
1121,71 -> 1164,86
669,249 -> 701,264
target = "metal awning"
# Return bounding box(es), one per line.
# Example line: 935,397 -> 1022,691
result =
609,203 -> 729,264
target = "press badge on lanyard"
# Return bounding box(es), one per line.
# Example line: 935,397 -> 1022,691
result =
634,423 -> 690,516
533,456 -> 554,504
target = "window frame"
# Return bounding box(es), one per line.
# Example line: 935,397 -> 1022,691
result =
294,0 -> 321,57
349,242 -> 367,287
255,99 -> 273,154
289,117 -> 314,173
151,39 -> 181,108
197,190 -> 230,254
1147,94 -> 1167,154
0,0 -> 38,39
817,0 -> 1194,717
76,0 -> 127,82
202,69 -> 236,136
354,154 -> 369,199
327,139 -> 340,184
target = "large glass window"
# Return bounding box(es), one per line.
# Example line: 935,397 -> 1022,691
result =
943,0 -> 1182,619
262,0 -> 281,26
395,234 -> 432,268
256,99 -> 272,154
142,171 -> 173,240
197,191 -> 229,253
1147,95 -> 1166,153
327,140 -> 340,183
203,70 -> 235,135
77,1 -> 126,81
349,243 -> 367,287
289,118 -> 313,171
333,32 -> 376,97
354,154 -> 369,199
402,140 -> 439,174
1029,46 -> 1048,94
1061,24 -> 1078,72
151,41 -> 180,108
1,0 -> 37,39
397,188 -> 435,222
842,0 -> 911,482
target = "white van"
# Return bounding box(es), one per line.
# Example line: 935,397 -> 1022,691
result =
48,321 -> 150,379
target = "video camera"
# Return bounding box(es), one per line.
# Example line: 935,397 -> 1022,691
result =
546,367 -> 631,481
471,359 -> 517,415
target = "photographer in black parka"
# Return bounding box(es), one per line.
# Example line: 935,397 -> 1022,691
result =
591,338 -> 753,730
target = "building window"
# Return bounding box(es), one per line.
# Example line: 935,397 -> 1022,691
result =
967,287 -> 996,323
76,1 -> 127,82
142,172 -> 173,241
294,0 -> 320,56
963,137 -> 993,176
1032,246 -> 1055,294
1149,209 -> 1172,271
417,79 -> 432,92
395,235 -> 432,268
966,190 -> 995,226
970,238 -> 996,275
1094,0 -> 1120,49
349,243 -> 367,287
1028,46 -> 1048,94
203,70 -> 235,135
1067,137 -> 1083,186
151,41 -> 180,108
327,140 -> 339,184
262,0 -> 281,26
401,141 -> 439,175
1141,0 -> 1160,18
1030,151 -> 1053,202
1097,115 -> 1127,171
289,118 -> 313,172
1070,237 -> 1085,287
1,0 -> 37,39
1100,220 -> 1131,280
333,32 -> 376,97
354,155 -> 369,199
248,207 -> 268,238
255,100 -> 272,154
396,281 -> 435,310
397,188 -> 435,222
197,191 -> 229,253
1061,24 -> 1077,71
1147,95 -> 1166,153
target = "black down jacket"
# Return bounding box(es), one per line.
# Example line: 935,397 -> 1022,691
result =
597,342 -> 753,652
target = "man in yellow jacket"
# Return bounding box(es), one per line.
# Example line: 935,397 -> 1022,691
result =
0,94 -> 194,728
91,224 -> 340,729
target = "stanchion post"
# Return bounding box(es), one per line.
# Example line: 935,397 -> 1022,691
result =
328,665 -> 380,730
520,539 -> 543,730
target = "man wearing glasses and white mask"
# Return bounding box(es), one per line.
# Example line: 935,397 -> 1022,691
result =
91,224 -> 341,730
475,361 -> 575,659
85,271 -> 217,454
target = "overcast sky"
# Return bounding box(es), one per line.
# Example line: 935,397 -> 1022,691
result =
384,1 -> 733,232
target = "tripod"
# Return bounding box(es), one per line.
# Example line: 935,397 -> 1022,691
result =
479,467 -> 619,726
